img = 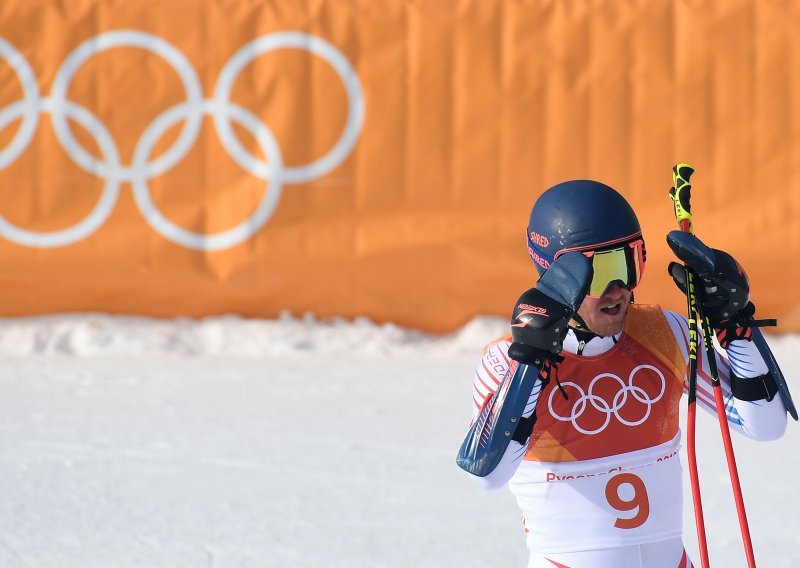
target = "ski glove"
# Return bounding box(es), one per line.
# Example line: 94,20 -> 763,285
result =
666,231 -> 758,347
508,288 -> 573,364
508,252 -> 592,365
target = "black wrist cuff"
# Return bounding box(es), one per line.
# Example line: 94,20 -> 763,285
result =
508,342 -> 549,365
512,412 -> 537,444
731,373 -> 779,402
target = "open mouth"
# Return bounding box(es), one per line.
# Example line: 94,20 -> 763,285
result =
600,302 -> 623,316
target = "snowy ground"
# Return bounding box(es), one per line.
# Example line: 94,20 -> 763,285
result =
0,313 -> 797,567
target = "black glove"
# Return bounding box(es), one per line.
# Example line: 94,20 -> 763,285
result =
508,252 -> 592,365
666,231 -> 750,326
508,288 -> 573,364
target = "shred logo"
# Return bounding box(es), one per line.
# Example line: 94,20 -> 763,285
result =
528,246 -> 551,270
529,231 -> 549,248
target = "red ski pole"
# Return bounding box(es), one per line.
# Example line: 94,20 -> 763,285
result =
669,164 -> 710,568
671,163 -> 758,568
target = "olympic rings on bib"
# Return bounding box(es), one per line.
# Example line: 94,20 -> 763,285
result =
547,365 -> 667,435
0,30 -> 365,250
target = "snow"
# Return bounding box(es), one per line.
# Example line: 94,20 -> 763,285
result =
0,313 -> 797,567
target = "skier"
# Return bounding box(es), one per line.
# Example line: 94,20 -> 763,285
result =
462,180 -> 788,567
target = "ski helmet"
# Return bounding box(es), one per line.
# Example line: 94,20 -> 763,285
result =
527,180 -> 646,293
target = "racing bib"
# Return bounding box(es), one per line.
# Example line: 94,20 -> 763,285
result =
511,435 -> 684,553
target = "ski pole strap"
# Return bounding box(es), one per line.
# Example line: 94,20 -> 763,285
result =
731,372 -> 780,402
714,300 -> 778,349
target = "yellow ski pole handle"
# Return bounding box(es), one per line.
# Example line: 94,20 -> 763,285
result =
670,163 -> 695,234
668,161 -> 708,568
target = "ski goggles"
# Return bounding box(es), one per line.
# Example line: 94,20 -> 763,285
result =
556,238 -> 646,298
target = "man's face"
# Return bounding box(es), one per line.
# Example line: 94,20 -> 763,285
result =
574,284 -> 632,337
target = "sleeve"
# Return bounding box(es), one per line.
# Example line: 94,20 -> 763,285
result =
467,339 -> 544,490
470,339 -> 513,421
663,309 -> 787,441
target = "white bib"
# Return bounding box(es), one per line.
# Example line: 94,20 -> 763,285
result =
510,434 -> 684,554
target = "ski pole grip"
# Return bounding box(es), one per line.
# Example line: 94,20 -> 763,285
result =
670,163 -> 695,233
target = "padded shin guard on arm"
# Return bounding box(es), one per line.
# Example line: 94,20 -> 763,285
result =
456,252 -> 591,477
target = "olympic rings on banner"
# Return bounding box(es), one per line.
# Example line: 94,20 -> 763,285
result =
547,365 -> 667,435
0,30 -> 365,250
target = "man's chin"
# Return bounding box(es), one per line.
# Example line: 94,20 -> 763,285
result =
586,308 -> 628,336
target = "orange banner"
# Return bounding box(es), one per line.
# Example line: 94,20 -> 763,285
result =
0,1 -> 799,333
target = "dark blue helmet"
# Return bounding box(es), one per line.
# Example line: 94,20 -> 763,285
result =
527,180 -> 644,276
